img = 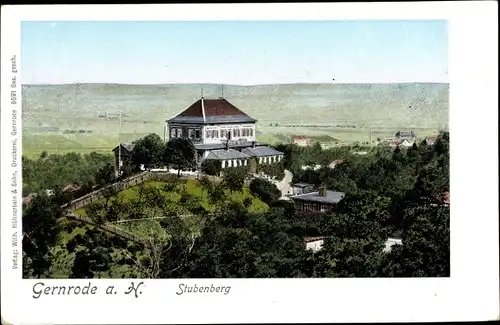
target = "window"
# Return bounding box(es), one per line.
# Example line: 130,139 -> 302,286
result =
234,128 -> 240,137
213,130 -> 218,138
206,130 -> 211,138
171,128 -> 176,138
249,128 -> 253,136
176,129 -> 183,138
195,129 -> 200,139
188,129 -> 195,139
221,130 -> 227,138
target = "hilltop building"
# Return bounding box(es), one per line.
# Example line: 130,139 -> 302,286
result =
165,97 -> 284,172
111,97 -> 284,174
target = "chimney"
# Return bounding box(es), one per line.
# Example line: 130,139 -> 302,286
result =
318,186 -> 327,197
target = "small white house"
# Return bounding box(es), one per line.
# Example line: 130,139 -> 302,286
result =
301,164 -> 322,171
302,237 -> 403,253
398,140 -> 414,148
383,238 -> 403,253
304,237 -> 325,252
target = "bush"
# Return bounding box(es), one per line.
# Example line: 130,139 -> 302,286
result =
201,160 -> 222,176
222,167 -> 248,192
249,178 -> 281,205
257,161 -> 285,180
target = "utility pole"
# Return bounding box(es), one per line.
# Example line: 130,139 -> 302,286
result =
118,110 -> 122,177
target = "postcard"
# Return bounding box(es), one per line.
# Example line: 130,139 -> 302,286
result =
1,2 -> 498,324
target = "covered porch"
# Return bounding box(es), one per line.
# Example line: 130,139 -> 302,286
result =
204,149 -> 251,169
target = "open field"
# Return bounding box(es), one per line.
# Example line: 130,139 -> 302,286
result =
22,83 -> 449,156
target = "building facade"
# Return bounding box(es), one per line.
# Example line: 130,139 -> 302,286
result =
112,143 -> 135,175
165,97 -> 284,171
290,187 -> 345,214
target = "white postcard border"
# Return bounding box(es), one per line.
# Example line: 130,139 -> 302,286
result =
1,2 -> 499,324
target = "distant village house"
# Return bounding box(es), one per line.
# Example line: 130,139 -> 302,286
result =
291,135 -> 312,147
424,135 -> 438,146
395,130 -> 416,140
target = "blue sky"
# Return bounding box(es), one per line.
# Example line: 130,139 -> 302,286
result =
21,20 -> 447,85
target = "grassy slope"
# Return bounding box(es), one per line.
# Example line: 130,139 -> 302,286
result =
53,177 -> 268,278
22,83 -> 449,156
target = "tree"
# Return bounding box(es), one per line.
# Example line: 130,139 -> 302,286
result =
201,160 -> 221,176
22,193 -> 62,278
164,138 -> 196,177
249,178 -> 281,204
207,183 -> 225,206
96,163 -> 116,186
66,227 -> 116,278
381,205 -> 449,277
221,167 -> 247,192
198,175 -> 213,196
312,237 -> 386,277
131,133 -> 165,170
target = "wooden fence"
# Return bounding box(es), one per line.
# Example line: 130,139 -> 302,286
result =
61,171 -> 153,213
60,170 -> 202,247
65,212 -> 149,246
59,169 -> 236,247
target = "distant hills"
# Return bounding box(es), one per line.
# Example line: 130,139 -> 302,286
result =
20,82 -> 449,156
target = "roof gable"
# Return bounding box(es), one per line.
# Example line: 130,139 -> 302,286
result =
396,131 -> 416,137
176,98 -> 253,118
112,143 -> 135,153
242,146 -> 284,157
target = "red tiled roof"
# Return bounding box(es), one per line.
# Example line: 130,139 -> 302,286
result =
177,98 -> 250,118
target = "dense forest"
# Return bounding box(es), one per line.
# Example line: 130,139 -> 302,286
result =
22,132 -> 449,278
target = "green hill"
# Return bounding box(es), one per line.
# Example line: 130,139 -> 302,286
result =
21,83 -> 449,157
